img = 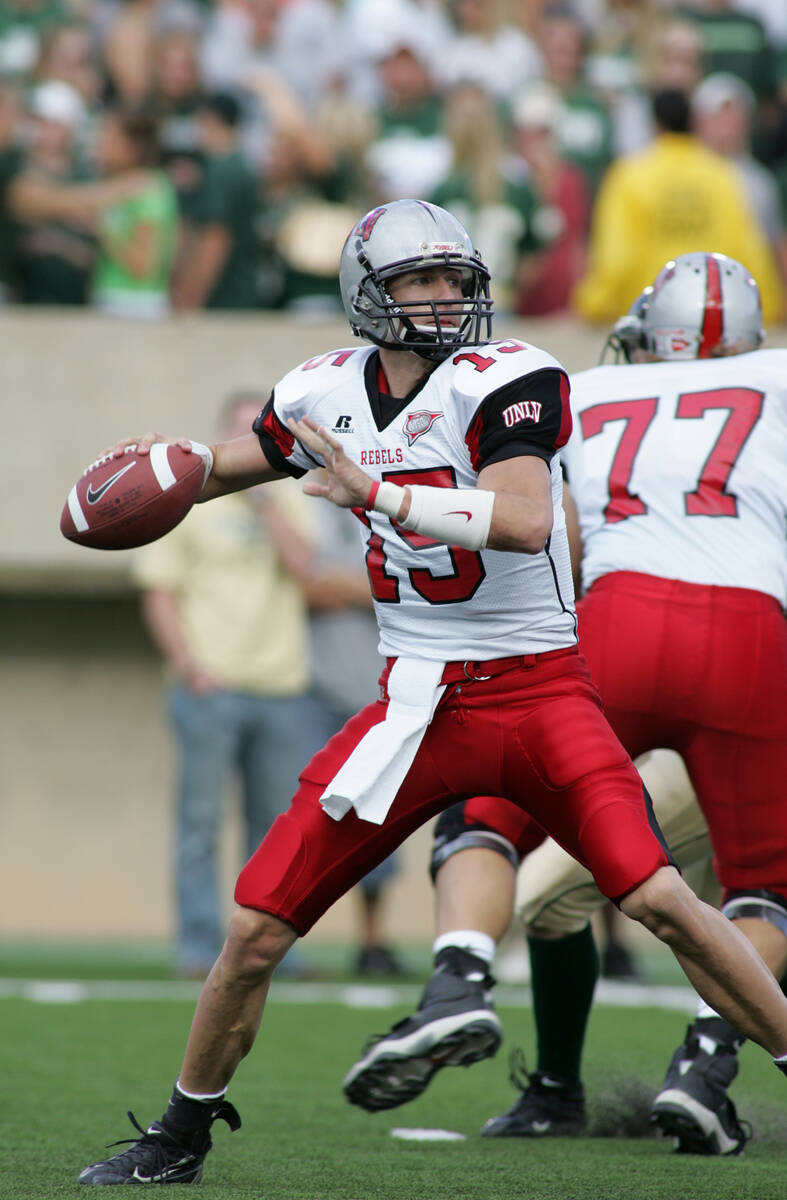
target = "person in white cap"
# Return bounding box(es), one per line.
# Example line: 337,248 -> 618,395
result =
11,80 -> 95,304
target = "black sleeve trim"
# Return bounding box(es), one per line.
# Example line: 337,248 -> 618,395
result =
464,368 -> 572,473
481,441 -> 553,468
253,396 -> 308,479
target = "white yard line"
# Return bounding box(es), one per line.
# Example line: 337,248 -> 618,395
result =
0,976 -> 698,1012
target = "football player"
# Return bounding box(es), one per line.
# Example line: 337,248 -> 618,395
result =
77,212 -> 787,1185
343,252 -> 787,1158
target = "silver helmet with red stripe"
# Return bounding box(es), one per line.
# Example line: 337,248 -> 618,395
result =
640,252 -> 764,360
339,199 -> 493,361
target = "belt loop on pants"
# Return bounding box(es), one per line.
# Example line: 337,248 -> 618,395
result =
438,647 -> 575,686
463,661 -> 493,680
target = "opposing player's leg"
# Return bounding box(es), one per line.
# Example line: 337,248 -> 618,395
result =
483,751 -> 708,1137
650,717 -> 787,1154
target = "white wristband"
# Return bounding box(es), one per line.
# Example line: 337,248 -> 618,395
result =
369,480 -> 406,520
188,440 -> 214,490
400,485 -> 494,551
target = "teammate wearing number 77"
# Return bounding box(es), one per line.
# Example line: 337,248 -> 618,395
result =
78,203 -> 787,1187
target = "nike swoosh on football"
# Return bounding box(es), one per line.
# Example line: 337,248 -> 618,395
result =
445,510 -> 472,521
86,460 -> 137,504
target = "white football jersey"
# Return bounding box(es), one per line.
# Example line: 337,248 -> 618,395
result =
256,340 -> 578,660
563,348 -> 787,604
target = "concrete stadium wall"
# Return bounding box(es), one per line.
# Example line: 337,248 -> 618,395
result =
2,309 -> 784,946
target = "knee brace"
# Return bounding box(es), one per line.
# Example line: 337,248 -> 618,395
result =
430,803 -> 519,882
722,889 -> 787,939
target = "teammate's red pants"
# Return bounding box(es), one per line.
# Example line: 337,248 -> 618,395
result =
235,645 -> 669,933
439,575 -> 787,903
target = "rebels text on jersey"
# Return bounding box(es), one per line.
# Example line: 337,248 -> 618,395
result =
563,347 -> 787,604
254,341 -> 576,660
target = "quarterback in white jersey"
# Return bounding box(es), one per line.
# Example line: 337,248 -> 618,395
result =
256,338 -> 576,659
77,213 -> 787,1187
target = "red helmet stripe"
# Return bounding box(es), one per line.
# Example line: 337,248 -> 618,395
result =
699,254 -> 723,357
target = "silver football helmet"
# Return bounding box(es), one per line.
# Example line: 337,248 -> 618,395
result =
339,199 -> 493,361
602,286 -> 653,363
640,252 -> 764,360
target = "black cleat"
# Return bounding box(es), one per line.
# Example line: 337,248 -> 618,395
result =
481,1050 -> 586,1137
78,1100 -> 241,1185
650,1021 -> 751,1155
343,948 -> 501,1112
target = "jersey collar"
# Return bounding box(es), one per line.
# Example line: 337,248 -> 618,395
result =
365,350 -> 433,432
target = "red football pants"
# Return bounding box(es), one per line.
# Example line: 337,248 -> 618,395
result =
235,645 -> 669,933
451,575 -> 787,902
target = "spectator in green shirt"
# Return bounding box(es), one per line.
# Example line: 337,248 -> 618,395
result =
172,91 -> 260,311
6,107 -> 177,319
90,108 -> 179,319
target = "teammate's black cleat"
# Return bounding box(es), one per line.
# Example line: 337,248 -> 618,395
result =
650,1020 -> 751,1155
343,947 -> 501,1112
78,1099 -> 241,1185
481,1050 -> 586,1137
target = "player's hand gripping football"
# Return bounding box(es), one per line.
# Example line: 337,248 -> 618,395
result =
99,432 -> 194,460
289,416 -> 386,511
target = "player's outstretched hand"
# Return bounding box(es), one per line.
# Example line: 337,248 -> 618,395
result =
288,416 -> 373,509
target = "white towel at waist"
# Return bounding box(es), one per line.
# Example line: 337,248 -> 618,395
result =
319,657 -> 446,825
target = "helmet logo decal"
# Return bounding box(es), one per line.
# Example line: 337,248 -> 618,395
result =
403,410 -> 443,445
355,206 -> 387,242
699,254 -> 723,358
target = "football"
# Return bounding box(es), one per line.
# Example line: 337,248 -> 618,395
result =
60,442 -> 208,550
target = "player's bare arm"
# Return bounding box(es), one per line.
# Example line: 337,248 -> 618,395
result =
290,416 -> 552,555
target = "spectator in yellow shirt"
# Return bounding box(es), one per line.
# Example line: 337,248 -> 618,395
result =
573,88 -> 784,324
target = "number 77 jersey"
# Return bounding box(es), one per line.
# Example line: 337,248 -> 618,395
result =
562,347 -> 787,603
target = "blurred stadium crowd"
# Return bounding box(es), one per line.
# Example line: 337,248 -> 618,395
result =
0,0 -> 786,320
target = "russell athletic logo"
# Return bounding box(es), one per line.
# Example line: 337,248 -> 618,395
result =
403,410 -> 443,446
85,460 -> 137,504
501,400 -> 542,428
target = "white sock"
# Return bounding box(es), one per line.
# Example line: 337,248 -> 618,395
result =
695,1000 -> 721,1022
693,1001 -> 726,1054
175,1079 -> 227,1103
433,930 -> 496,971
774,1053 -> 787,1065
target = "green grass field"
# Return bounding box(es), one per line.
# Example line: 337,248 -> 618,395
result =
2,943 -> 785,1200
